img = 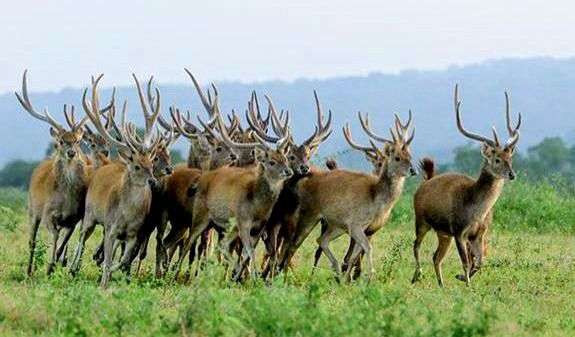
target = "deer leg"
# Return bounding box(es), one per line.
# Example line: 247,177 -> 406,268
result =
233,223 -> 257,281
411,218 -> 431,284
56,226 -> 74,265
162,225 -> 187,271
433,233 -> 452,287
278,212 -> 318,273
70,216 -> 96,276
155,219 -> 168,278
454,236 -> 471,286
311,220 -> 328,274
175,214 -> 210,280
100,229 -> 115,288
347,225 -> 373,281
135,235 -> 150,276
27,215 -> 41,277
317,225 -> 344,279
457,236 -> 484,281
46,222 -> 60,275
93,239 -> 104,266
340,237 -> 356,275
112,235 -> 138,278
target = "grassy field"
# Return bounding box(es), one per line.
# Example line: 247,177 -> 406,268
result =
0,180 -> 574,337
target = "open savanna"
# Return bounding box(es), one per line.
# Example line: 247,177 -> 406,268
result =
0,178 -> 574,337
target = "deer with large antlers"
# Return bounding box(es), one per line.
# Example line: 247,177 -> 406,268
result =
171,87 -> 294,280
69,74 -> 163,287
16,71 -> 98,276
253,91 -> 333,278
277,110 -> 416,280
411,85 -> 521,287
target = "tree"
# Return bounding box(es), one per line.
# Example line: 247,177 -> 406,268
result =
0,160 -> 39,188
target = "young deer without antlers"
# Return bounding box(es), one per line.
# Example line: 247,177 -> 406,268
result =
15,70 -> 112,276
69,74 -> 163,288
411,85 -> 521,287
278,111 -> 416,281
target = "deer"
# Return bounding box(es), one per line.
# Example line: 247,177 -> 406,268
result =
252,91 -> 332,279
312,119 -> 390,278
173,91 -> 294,280
411,85 -> 521,287
277,110 -> 416,281
15,70 -> 113,276
69,74 -> 162,288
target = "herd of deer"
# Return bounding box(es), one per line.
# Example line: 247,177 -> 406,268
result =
16,70 -> 521,288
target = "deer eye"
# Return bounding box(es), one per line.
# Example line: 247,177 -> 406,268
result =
154,157 -> 159,162
495,158 -> 501,164
134,165 -> 141,171
395,156 -> 400,162
90,144 -> 96,148
59,140 -> 65,145
216,147 -> 223,153
289,155 -> 296,161
269,161 -> 276,166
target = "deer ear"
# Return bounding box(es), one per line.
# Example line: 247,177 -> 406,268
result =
481,142 -> 494,160
49,127 -> 59,138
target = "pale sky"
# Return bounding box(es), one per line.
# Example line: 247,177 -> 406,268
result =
1,0 -> 574,93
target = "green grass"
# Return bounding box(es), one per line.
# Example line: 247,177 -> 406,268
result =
0,181 -> 574,337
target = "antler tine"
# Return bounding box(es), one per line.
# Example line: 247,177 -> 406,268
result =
15,70 -> 65,131
343,123 -> 377,154
358,111 -> 393,144
170,106 -> 199,140
209,102 -> 268,150
491,126 -> 500,147
246,101 -> 280,143
504,91 -> 522,136
264,95 -> 290,139
184,68 -> 217,118
63,104 -> 76,128
82,77 -> 131,153
454,84 -> 497,147
133,74 -> 160,147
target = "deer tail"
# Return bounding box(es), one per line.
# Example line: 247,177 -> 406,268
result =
419,157 -> 435,180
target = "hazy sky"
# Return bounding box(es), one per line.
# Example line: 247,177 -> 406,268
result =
2,0 -> 574,93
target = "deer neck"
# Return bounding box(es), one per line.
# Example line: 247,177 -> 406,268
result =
119,170 -> 152,211
254,166 -> 285,205
468,165 -> 505,215
53,154 -> 87,192
375,162 -> 406,205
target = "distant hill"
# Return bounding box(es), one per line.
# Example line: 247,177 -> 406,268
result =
2,57 -> 575,166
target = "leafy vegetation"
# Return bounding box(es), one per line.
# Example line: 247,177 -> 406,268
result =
0,178 -> 573,336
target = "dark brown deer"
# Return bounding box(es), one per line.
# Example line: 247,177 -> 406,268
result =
411,85 -> 521,287
15,71 -> 111,276
277,111 -> 416,281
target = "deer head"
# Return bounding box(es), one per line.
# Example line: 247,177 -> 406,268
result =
15,71 -> 105,161
357,109 -> 416,177
454,84 -> 521,180
82,74 -> 161,187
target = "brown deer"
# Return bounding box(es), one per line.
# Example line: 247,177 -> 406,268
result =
175,95 -> 294,280
255,91 -> 333,279
277,111 -> 416,281
69,74 -> 162,288
15,71 -> 111,276
312,120 -> 389,277
411,85 -> 521,287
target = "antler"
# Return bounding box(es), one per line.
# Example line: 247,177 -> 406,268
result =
132,74 -> 160,147
357,111 -> 393,144
308,90 -> 333,146
504,91 -> 521,149
82,75 -> 135,154
342,123 -> 380,160
454,84 -> 498,147
15,70 -> 66,132
246,94 -> 283,143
